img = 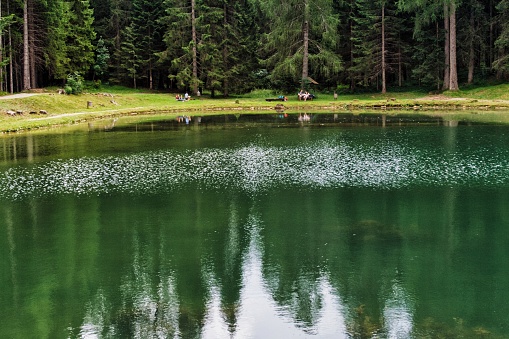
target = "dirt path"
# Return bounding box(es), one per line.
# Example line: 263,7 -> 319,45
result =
0,93 -> 42,100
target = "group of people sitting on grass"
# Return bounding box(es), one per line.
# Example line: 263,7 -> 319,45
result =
175,92 -> 191,101
298,89 -> 313,101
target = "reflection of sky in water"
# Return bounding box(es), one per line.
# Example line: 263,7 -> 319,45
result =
203,210 -> 349,339
71,202 -> 416,338
383,278 -> 414,339
2,137 -> 509,200
3,132 -> 506,337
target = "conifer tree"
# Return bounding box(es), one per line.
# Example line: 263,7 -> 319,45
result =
44,0 -> 69,81
411,22 -> 444,89
160,0 -> 198,92
131,0 -> 165,89
350,0 -> 408,92
197,0 -> 225,97
118,25 -> 141,88
65,0 -> 96,76
457,0 -> 488,84
494,0 -> 509,77
397,0 -> 459,90
93,37 -> 110,81
261,0 -> 341,91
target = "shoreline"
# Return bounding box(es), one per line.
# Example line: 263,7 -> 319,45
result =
2,92 -> 509,133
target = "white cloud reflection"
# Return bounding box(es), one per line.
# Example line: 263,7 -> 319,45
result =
209,211 -> 349,339
383,279 -> 415,339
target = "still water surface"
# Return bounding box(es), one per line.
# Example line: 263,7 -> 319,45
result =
1,113 -> 509,338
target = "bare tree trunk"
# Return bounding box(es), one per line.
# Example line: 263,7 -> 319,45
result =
467,9 -> 475,84
223,3 -> 229,97
0,0 -> 3,92
349,0 -> 355,91
23,0 -> 31,90
301,0 -> 309,90
8,0 -> 13,93
149,27 -> 153,90
381,4 -> 386,94
398,30 -> 402,87
489,0 -> 493,67
436,22 -> 441,90
449,1 -> 459,91
148,28 -> 154,90
28,0 -> 36,89
191,0 -> 198,95
442,3 -> 450,90
302,20 -> 309,89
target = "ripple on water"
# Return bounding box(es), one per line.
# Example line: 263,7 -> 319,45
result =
1,138 -> 509,200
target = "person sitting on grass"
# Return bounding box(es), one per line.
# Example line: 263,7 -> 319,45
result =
298,90 -> 311,101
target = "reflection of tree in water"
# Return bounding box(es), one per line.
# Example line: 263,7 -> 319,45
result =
67,188 -> 508,338
113,231 -> 181,338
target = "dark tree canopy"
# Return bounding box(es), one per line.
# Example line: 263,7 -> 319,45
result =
2,0 -> 509,94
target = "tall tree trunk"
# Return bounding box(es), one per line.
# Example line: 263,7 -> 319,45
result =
28,0 -> 36,89
489,0 -> 493,68
191,0 -> 198,95
0,0 -> 3,92
301,0 -> 309,89
8,0 -> 14,93
381,4 -> 386,94
436,22 -> 441,90
302,20 -> 309,89
467,9 -> 475,84
398,30 -> 402,87
223,2 -> 229,97
149,27 -> 153,90
449,2 -> 459,91
442,3 -> 450,90
349,0 -> 355,91
23,0 -> 31,90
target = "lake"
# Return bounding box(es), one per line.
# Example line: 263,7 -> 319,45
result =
1,113 -> 508,338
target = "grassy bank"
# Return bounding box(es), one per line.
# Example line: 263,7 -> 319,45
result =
2,84 -> 509,133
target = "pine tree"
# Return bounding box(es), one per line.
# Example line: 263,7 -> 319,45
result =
397,0 -> 460,90
411,21 -> 444,89
261,0 -> 341,92
204,0 -> 260,96
349,0 -> 378,88
118,25 -> 142,88
65,0 -> 96,76
457,0 -> 488,84
104,0 -> 132,84
0,6 -> 15,91
160,0 -> 198,92
131,0 -> 165,89
90,0 -> 112,40
44,0 -> 69,81
494,0 -> 509,78
93,37 -> 110,81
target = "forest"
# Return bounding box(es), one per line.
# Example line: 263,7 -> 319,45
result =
1,0 -> 509,96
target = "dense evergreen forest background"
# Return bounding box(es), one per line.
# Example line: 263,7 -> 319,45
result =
1,0 -> 509,96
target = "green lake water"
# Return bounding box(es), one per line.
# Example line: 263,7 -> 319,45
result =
1,113 -> 509,338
